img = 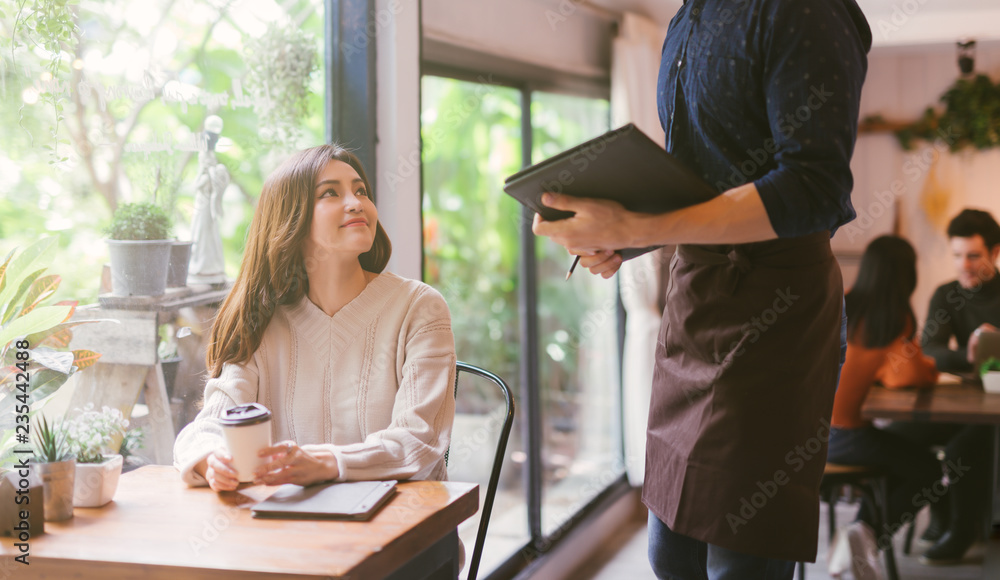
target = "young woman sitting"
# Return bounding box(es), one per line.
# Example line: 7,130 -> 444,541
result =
173,144 -> 456,491
825,235 -> 943,576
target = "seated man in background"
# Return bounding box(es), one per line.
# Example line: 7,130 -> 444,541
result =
922,208 -> 1000,371
887,208 -> 1000,565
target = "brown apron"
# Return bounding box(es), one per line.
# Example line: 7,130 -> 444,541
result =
642,231 -> 843,563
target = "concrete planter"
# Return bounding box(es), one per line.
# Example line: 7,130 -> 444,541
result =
36,458 -> 76,521
106,239 -> 172,296
73,454 -> 123,508
167,241 -> 193,288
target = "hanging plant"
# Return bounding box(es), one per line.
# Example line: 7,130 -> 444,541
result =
243,23 -> 318,145
891,74 -> 1000,152
2,0 -> 79,162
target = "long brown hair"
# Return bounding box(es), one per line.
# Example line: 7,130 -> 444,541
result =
845,235 -> 916,349
207,144 -> 392,378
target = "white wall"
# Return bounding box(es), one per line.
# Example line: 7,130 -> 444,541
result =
836,40 -> 1000,327
376,0 -> 423,280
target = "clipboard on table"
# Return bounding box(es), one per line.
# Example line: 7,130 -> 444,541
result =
251,480 -> 397,521
503,123 -> 718,260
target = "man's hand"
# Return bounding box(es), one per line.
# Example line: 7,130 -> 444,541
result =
577,250 -> 623,279
967,323 -> 999,363
531,193 -> 642,254
253,440 -> 339,487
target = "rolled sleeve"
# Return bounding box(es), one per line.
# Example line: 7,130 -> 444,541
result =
753,0 -> 869,238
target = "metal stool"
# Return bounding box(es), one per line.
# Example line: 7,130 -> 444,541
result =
796,463 -> 900,580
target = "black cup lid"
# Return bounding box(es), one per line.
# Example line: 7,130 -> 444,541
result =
219,403 -> 272,426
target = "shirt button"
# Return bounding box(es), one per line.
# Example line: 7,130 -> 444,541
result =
692,7 -> 700,15
677,59 -> 683,68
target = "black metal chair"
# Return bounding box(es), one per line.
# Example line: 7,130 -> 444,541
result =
446,362 -> 515,580
797,463 -> 900,580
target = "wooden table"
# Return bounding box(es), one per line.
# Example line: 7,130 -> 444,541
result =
0,466 -> 478,579
862,383 -> 1000,425
862,383 -> 1000,579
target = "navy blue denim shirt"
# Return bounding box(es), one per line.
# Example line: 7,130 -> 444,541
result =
658,0 -> 872,238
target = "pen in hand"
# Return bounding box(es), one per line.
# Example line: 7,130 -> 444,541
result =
565,255 -> 581,281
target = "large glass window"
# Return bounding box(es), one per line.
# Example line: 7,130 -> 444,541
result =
421,75 -> 530,573
421,74 -> 620,577
530,92 -> 620,536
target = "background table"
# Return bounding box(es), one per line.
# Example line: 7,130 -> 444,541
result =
0,466 -> 478,579
862,383 -> 1000,579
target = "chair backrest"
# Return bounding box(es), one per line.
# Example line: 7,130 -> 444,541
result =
450,362 -> 515,580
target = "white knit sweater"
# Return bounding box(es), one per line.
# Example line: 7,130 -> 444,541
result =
173,272 -> 457,486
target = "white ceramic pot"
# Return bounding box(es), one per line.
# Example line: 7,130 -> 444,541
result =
983,371 -> 1000,394
73,454 -> 124,508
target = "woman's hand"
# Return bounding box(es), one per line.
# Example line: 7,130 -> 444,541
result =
202,449 -> 240,492
253,440 -> 340,487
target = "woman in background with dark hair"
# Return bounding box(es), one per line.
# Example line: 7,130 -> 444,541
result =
826,235 -> 942,576
174,144 -> 456,491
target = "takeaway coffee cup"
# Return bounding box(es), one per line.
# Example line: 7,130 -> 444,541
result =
219,403 -> 272,483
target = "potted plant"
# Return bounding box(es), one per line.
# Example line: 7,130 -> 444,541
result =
105,202 -> 174,297
167,240 -> 193,288
1,237 -> 101,470
64,405 -> 129,507
1,238 -> 103,528
981,357 -> 1000,394
31,416 -> 75,521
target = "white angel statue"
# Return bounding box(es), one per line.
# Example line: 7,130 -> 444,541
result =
188,116 -> 229,284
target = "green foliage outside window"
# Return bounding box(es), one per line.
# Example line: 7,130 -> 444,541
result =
0,0 -> 326,303
421,77 -> 524,411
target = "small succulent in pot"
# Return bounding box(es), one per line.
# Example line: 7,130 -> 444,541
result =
31,415 -> 72,463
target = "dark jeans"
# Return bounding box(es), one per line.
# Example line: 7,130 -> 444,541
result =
647,512 -> 795,580
827,425 -> 942,540
882,421 -> 993,532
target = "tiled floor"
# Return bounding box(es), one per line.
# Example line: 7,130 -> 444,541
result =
575,502 -> 985,580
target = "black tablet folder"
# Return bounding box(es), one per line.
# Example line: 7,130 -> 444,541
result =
503,123 -> 718,259
251,480 -> 397,521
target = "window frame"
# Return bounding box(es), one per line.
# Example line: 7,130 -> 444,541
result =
418,62 -> 630,580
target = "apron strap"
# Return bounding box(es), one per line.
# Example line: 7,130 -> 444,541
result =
676,244 -> 752,296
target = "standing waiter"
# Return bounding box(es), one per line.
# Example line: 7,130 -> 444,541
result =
533,0 -> 872,578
